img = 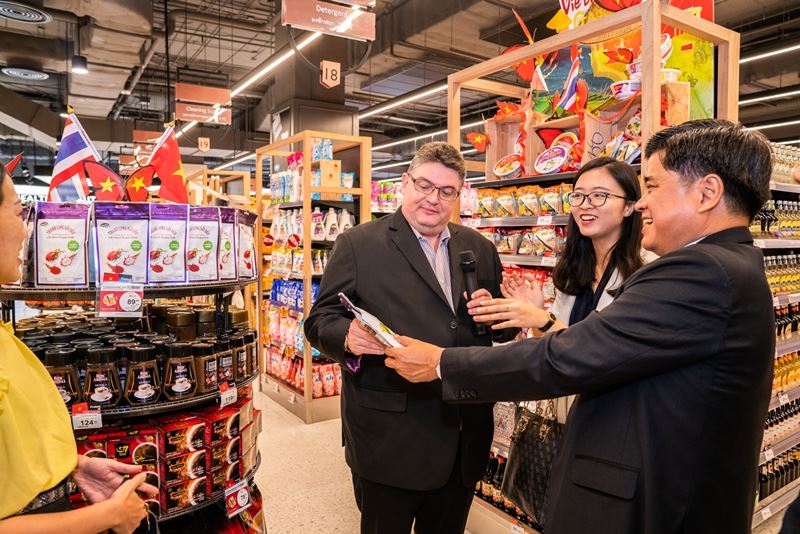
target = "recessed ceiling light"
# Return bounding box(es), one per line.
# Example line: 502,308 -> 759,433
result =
0,1 -> 52,24
1,67 -> 49,81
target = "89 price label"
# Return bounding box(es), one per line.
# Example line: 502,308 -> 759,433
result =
97,283 -> 144,318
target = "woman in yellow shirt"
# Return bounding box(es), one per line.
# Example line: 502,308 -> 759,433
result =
0,163 -> 156,533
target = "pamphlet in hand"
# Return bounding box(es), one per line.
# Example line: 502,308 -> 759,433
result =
338,292 -> 403,348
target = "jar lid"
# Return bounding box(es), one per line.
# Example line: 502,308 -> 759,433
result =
212,338 -> 230,352
228,309 -> 249,324
31,345 -> 48,361
114,342 -> 139,359
228,334 -> 244,348
50,331 -> 76,343
196,308 -> 216,323
99,333 -> 119,341
75,342 -> 103,359
135,333 -> 159,343
166,342 -> 193,358
22,333 -> 50,343
117,330 -> 140,337
87,318 -> 112,326
192,343 -> 214,357
149,304 -> 170,318
15,326 -> 38,336
45,347 -> 77,367
86,346 -> 116,365
167,310 -> 196,327
112,337 -> 137,346
129,344 -> 156,362
39,342 -> 70,351
22,339 -> 47,348
242,331 -> 256,344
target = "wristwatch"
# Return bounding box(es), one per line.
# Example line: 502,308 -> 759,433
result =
539,311 -> 558,332
344,334 -> 350,353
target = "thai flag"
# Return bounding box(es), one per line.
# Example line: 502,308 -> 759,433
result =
48,114 -> 100,201
555,56 -> 581,113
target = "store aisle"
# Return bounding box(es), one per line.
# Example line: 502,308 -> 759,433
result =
253,389 -> 360,534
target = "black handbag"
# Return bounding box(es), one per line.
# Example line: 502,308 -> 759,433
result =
501,400 -> 564,530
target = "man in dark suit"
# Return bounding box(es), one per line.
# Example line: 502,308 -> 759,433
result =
385,120 -> 775,534
305,142 -> 517,534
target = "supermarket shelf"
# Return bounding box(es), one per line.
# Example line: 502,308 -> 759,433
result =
0,279 -> 257,302
491,440 -> 510,458
101,374 -> 258,418
159,453 -> 261,523
475,215 -> 569,228
774,292 -> 800,307
261,373 -> 307,421
271,199 -> 353,210
760,428 -> 800,465
771,181 -> 800,194
499,255 -> 559,268
754,239 -> 800,249
471,165 -> 641,190
753,477 -> 800,529
372,209 -> 396,214
778,332 -> 800,357
769,385 -> 800,412
466,496 -> 541,534
263,372 -> 305,398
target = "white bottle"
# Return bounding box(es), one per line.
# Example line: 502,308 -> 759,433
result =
324,208 -> 339,242
311,207 -> 326,241
338,209 -> 353,233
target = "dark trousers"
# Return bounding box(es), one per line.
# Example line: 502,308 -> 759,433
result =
351,449 -> 474,534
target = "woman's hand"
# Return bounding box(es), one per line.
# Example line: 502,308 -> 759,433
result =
468,296 -> 549,330
73,456 -> 158,504
501,272 -> 545,309
107,473 -> 149,534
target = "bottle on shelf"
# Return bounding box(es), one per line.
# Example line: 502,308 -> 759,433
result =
491,455 -> 506,507
481,452 -> 499,502
324,207 -> 339,241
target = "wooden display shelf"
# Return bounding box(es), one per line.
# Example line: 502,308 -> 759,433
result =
771,181 -> 800,194
753,477 -> 800,529
466,496 -> 541,534
261,374 -> 341,424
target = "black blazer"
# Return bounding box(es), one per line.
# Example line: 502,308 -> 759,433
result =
440,227 -> 774,533
305,209 -> 516,491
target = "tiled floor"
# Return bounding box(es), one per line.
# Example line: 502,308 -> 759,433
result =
253,389 -> 790,534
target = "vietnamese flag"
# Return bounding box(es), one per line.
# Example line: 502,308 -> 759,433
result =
84,161 -> 125,201
146,125 -> 188,203
5,152 -> 23,174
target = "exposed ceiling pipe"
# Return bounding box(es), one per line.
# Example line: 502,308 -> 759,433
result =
110,36 -> 162,119
167,9 -> 274,36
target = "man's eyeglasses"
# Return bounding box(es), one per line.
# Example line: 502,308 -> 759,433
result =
568,191 -> 629,207
407,173 -> 460,201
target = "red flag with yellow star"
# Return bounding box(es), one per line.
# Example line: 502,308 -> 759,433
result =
125,165 -> 155,202
146,125 -> 188,203
84,161 -> 125,201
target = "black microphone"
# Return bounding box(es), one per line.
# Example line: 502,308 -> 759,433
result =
460,250 -> 488,336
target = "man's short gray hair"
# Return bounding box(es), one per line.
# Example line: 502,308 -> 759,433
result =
407,142 -> 466,181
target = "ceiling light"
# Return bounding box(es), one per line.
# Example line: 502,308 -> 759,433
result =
0,2 -> 52,24
745,119 -> 800,131
1,67 -> 49,81
386,116 -> 432,126
776,139 -> 800,145
741,43 -> 800,64
740,88 -> 800,106
175,120 -> 198,139
59,112 -> 69,118
215,152 -> 255,170
372,120 -> 484,151
71,55 -> 88,75
359,83 -> 447,120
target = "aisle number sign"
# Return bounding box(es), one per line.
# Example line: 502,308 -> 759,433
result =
321,60 -> 341,89
198,137 -> 211,152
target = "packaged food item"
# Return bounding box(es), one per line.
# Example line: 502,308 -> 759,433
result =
340,172 -> 355,201
333,365 -> 342,396
156,414 -> 207,458
236,397 -> 255,430
95,202 -> 149,283
560,183 -> 573,213
538,186 -> 562,215
209,437 -> 241,469
312,369 -> 323,398
75,431 -> 108,458
84,346 -> 121,408
241,444 -> 258,475
495,229 -> 518,255
161,450 -> 206,484
195,405 -> 240,444
148,204 -> 188,283
516,186 -> 540,217
226,461 -> 242,483
209,467 -> 226,495
107,429 -> 158,465
192,343 -> 218,394
237,210 -> 258,279
163,477 -> 206,513
495,188 -> 517,217
19,202 -> 36,286
35,202 -> 90,286
478,228 -> 496,244
125,344 -> 161,405
517,231 -> 536,256
477,190 -> 498,218
218,207 -> 238,280
320,364 -> 336,397
555,227 -> 567,254
163,342 -> 197,400
240,421 -> 259,452
187,206 -> 220,282
533,227 -> 558,256
44,348 -> 82,408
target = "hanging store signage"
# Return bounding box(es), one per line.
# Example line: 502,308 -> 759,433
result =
175,83 -> 231,106
175,103 -> 232,125
328,0 -> 375,7
119,155 -> 138,176
197,137 -> 211,152
320,60 -> 341,89
281,0 -> 376,41
131,129 -> 162,168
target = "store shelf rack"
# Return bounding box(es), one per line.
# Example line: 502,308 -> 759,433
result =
753,477 -> 800,529
261,373 -> 341,423
760,427 -> 800,465
771,181 -> 800,194
777,332 -> 800,358
474,215 -> 569,228
159,453 -> 261,523
769,384 -> 800,412
499,255 -> 559,268
467,497 -> 541,534
755,239 -> 800,249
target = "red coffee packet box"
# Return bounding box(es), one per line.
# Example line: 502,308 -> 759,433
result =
233,398 -> 254,430
161,449 -> 207,485
194,404 -> 240,444
153,414 -> 207,458
209,437 -> 241,471
162,476 -> 207,514
107,428 -> 159,465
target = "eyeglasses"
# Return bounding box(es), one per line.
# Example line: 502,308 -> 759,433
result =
407,173 -> 460,201
568,191 -> 629,207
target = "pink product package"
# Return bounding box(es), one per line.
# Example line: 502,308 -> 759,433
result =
95,202 -> 150,283
35,202 -> 91,287
148,204 -> 188,284
187,207 -> 220,282
218,207 -> 238,280
237,210 -> 258,280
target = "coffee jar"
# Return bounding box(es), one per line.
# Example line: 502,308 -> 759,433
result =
243,330 -> 257,378
196,308 -> 216,337
163,342 -> 197,400
193,343 -> 218,393
230,334 -> 247,382
167,308 -> 197,342
45,348 -> 82,408
84,346 -> 121,408
214,337 -> 234,384
125,344 -> 161,405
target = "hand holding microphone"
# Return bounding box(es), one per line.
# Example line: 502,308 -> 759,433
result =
460,250 -> 488,336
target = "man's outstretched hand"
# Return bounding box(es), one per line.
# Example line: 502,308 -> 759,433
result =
385,335 -> 443,383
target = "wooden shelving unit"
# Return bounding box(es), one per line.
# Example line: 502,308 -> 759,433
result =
255,130 -> 371,423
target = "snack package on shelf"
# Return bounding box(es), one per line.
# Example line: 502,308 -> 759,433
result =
516,186 -> 540,217
340,172 -> 355,201
495,229 -> 519,255
478,190 -> 498,217
495,188 -> 518,217
107,427 -> 159,465
478,228 -> 496,244
161,449 -> 207,484
219,207 -> 239,280
194,404 -> 240,444
163,476 -> 207,514
560,183 -> 573,213
187,206 -> 220,282
538,186 -> 562,215
95,202 -> 149,284
148,204 -> 188,284
460,184 -> 478,216
34,202 -> 91,287
237,210 -> 258,279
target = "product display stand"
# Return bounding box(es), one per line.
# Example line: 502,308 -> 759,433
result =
255,130 -> 371,424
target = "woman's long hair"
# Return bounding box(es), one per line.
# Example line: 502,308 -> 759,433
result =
552,157 -> 643,295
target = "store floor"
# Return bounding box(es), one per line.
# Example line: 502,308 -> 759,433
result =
254,389 -> 787,534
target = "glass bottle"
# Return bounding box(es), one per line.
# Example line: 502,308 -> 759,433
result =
84,346 -> 121,408
193,342 -> 218,394
215,337 -> 234,384
243,330 -> 257,378
45,347 -> 82,408
230,334 -> 247,382
163,342 -> 197,400
125,344 -> 161,405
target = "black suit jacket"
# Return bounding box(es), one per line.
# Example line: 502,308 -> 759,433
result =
441,227 -> 774,533
305,209 -> 517,491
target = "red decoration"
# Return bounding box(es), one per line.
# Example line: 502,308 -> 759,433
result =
536,128 -> 565,149
5,152 -> 23,174
84,161 -> 125,201
466,132 -> 491,153
594,0 -> 641,12
148,127 -> 188,203
494,100 -> 525,122
125,165 -> 155,202
603,48 -> 635,64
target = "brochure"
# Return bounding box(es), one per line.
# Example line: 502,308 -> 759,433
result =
338,292 -> 402,348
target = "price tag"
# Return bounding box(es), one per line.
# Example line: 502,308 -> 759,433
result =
754,239 -> 766,248
764,448 -> 775,461
537,215 -> 553,226
272,382 -> 280,393
541,256 -> 558,267
288,392 -> 296,404
511,522 -> 525,533
774,296 -> 781,307
219,382 -> 238,408
791,293 -> 800,304
761,506 -> 773,521
71,403 -> 102,430
97,282 -> 144,318
780,393 -> 791,406
224,479 -> 252,518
